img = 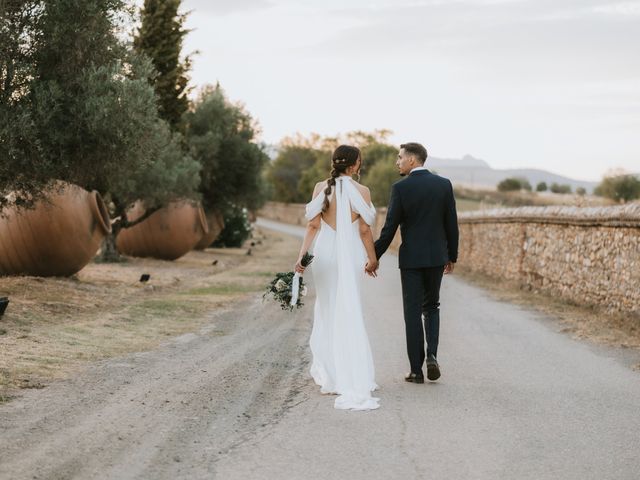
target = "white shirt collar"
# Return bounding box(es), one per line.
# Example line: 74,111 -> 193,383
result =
410,166 -> 428,174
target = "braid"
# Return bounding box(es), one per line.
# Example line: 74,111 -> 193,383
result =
322,167 -> 341,213
321,145 -> 362,213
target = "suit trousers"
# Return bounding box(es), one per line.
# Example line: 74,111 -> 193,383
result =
400,266 -> 445,374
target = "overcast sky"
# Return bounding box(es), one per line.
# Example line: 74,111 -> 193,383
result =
172,0 -> 639,181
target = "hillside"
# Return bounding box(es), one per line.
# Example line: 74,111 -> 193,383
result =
428,155 -> 598,192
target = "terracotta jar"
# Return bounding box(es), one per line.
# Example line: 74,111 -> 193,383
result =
116,201 -> 208,260
194,209 -> 225,250
0,182 -> 112,276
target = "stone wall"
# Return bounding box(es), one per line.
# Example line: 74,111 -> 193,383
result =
259,202 -> 307,227
259,202 -> 640,313
458,204 -> 640,314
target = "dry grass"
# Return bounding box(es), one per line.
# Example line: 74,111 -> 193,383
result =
454,186 -> 614,210
456,266 -> 640,359
0,228 -> 297,398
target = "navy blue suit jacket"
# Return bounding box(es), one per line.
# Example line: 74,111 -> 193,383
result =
374,169 -> 459,269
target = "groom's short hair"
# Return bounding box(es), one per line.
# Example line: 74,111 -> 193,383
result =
400,143 -> 428,164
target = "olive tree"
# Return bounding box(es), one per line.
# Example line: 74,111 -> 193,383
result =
0,0 -> 201,260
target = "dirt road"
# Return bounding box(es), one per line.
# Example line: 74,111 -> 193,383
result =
1,219 -> 639,479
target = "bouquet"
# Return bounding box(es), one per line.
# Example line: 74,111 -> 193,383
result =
264,252 -> 314,311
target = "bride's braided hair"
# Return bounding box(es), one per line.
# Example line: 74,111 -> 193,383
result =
322,145 -> 361,213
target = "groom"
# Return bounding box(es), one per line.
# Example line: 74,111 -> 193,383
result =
370,143 -> 459,383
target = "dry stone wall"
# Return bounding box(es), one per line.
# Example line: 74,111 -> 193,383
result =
458,204 -> 640,314
259,202 -> 307,227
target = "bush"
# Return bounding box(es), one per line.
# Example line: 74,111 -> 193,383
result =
497,178 -> 524,192
213,204 -> 252,248
536,182 -> 548,192
594,174 -> 640,203
576,187 -> 587,196
550,183 -> 572,194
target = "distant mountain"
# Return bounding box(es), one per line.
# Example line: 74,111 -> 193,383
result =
427,154 -> 490,169
428,155 -> 598,192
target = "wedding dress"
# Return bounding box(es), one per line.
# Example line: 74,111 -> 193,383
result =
305,176 -> 380,411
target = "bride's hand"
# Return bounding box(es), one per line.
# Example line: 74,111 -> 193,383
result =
365,259 -> 379,277
294,258 -> 305,274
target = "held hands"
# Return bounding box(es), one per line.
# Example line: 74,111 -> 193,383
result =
444,261 -> 455,275
364,258 -> 379,277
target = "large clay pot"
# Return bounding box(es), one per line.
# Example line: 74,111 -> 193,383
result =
194,209 -> 225,250
0,183 -> 111,276
116,201 -> 208,260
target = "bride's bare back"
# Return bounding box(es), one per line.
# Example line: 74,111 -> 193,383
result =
312,177 -> 372,230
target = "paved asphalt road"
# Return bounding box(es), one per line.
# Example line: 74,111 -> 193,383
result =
0,218 -> 638,480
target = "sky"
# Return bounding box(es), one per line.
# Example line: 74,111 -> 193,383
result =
170,0 -> 639,181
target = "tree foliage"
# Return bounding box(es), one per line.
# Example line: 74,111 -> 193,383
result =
594,173 -> 640,203
185,84 -> 269,211
0,1 -> 39,102
0,0 -> 199,217
497,177 -> 535,193
497,177 -> 524,192
297,148 -> 331,201
110,120 -> 200,213
1,0 -> 203,262
267,130 -> 399,204
550,182 -> 572,194
0,1 -> 42,207
1,0 -> 148,207
362,159 -> 399,206
134,0 -> 192,131
267,145 -> 319,203
536,181 -> 548,192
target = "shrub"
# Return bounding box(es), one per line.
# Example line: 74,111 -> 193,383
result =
213,204 -> 252,248
594,174 -> 640,203
550,183 -> 572,194
497,178 -> 524,192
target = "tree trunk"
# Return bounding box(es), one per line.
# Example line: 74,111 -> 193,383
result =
98,231 -> 124,263
96,200 -> 164,262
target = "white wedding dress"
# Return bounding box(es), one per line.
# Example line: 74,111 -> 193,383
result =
305,176 -> 380,411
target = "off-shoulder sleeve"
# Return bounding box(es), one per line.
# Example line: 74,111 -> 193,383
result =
345,180 -> 376,226
305,189 -> 325,220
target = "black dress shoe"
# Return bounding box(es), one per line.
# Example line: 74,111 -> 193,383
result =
426,354 -> 441,381
404,372 -> 424,384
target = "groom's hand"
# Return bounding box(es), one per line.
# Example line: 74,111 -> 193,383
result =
444,261 -> 455,274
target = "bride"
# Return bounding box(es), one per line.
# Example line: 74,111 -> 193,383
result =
294,145 -> 380,411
